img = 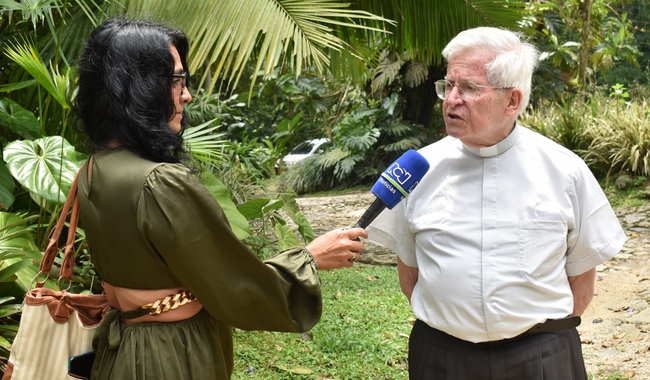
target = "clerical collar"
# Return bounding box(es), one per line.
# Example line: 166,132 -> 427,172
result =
462,124 -> 520,158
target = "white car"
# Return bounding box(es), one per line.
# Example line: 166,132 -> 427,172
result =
277,138 -> 330,172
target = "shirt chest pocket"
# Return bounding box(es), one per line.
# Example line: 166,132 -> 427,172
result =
517,220 -> 569,280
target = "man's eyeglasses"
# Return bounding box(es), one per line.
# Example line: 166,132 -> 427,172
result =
171,72 -> 187,96
435,79 -> 508,102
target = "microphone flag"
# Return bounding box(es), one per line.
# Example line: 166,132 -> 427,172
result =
354,149 -> 430,229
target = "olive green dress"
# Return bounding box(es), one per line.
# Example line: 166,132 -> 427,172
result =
78,149 -> 322,380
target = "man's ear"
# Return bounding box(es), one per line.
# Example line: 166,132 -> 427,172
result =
504,88 -> 523,117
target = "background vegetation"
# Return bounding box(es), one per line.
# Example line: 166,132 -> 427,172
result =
0,0 -> 648,378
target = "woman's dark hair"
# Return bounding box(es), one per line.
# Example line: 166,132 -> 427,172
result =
75,18 -> 189,163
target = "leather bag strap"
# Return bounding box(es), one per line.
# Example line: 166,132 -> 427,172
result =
37,157 -> 92,288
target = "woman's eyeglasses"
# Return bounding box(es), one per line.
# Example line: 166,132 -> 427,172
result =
170,72 -> 187,96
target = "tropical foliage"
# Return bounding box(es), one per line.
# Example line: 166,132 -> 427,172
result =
520,87 -> 650,185
0,0 -> 648,375
279,94 -> 433,194
529,0 -> 647,102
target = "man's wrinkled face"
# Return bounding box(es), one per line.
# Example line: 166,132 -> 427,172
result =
443,50 -> 514,148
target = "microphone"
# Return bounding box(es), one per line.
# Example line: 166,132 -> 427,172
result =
354,149 -> 430,229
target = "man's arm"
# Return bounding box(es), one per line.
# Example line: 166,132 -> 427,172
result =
568,267 -> 596,316
397,256 -> 419,303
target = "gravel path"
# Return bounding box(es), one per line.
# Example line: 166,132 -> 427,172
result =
291,193 -> 650,379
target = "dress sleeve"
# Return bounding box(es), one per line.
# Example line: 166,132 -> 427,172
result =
136,164 -> 322,332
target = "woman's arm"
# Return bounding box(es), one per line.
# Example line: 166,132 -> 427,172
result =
138,165 -> 364,332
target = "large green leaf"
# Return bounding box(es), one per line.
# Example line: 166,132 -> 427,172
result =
201,167 -> 251,240
294,211 -> 314,244
0,296 -> 14,305
278,191 -> 300,221
237,198 -> 271,219
0,304 -> 22,319
0,260 -> 34,283
0,213 -> 40,257
263,200 -> 284,213
0,161 -> 15,210
0,98 -> 41,139
275,224 -> 300,251
3,136 -> 80,205
0,212 -> 56,292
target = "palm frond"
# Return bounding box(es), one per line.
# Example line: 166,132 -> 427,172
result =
342,0 -> 530,65
0,79 -> 38,93
184,119 -> 227,167
120,0 -> 393,98
4,41 -> 69,109
0,0 -> 61,29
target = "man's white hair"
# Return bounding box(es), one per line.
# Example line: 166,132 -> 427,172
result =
442,27 -> 539,115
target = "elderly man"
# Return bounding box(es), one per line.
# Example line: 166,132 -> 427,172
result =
367,27 -> 625,380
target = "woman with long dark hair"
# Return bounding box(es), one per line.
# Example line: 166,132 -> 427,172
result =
75,18 -> 366,380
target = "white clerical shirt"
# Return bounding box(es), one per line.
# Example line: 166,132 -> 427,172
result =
367,124 -> 626,343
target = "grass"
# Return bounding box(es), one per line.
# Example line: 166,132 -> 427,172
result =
600,177 -> 650,209
231,265 -> 413,380
230,263 -> 636,380
589,372 -> 633,380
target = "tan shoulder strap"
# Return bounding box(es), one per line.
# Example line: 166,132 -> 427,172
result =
37,156 -> 93,288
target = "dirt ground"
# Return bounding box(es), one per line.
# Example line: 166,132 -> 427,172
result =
580,254 -> 650,379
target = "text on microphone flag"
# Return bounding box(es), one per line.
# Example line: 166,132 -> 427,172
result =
371,149 -> 430,210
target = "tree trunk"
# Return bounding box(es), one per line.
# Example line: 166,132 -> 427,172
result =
578,0 -> 593,98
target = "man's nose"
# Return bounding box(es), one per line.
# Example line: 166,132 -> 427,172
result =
446,85 -> 464,105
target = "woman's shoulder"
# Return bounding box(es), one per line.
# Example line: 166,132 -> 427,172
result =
94,149 -> 195,190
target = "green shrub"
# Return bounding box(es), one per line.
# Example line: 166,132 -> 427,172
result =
580,98 -> 650,183
521,89 -> 650,184
519,95 -> 593,153
279,98 -> 430,194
